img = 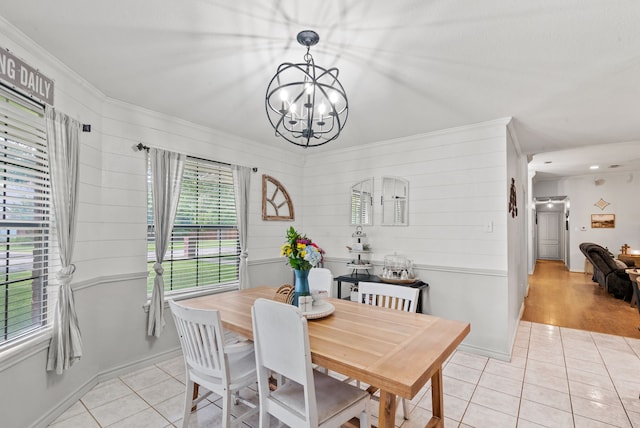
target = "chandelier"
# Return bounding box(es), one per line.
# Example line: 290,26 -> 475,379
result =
265,30 -> 348,148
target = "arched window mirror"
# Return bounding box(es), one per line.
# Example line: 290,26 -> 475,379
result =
381,177 -> 409,226
350,178 -> 374,225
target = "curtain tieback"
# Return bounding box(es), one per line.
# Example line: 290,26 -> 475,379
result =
153,262 -> 164,275
57,264 -> 76,283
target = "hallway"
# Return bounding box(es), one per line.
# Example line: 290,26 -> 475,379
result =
523,260 -> 640,339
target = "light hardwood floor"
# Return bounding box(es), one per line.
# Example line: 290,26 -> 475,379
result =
523,259 -> 640,339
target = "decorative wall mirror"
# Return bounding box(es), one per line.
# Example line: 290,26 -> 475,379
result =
350,178 -> 374,226
381,176 -> 409,226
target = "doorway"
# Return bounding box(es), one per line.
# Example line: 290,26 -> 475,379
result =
533,197 -> 570,266
537,211 -> 561,259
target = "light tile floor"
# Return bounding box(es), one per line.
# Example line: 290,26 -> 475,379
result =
49,321 -> 640,428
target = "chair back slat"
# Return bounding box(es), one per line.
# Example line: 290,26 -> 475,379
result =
358,282 -> 420,313
169,301 -> 227,380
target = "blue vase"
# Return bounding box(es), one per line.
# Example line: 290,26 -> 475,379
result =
293,269 -> 311,306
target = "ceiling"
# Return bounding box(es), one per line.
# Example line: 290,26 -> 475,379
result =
1,0 -> 639,176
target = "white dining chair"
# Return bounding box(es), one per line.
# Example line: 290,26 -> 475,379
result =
357,281 -> 420,313
169,300 -> 258,428
308,267 -> 334,297
251,298 -> 370,428
357,281 -> 420,419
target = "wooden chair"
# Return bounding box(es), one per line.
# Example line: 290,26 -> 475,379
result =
357,281 -> 420,419
169,300 -> 258,428
251,298 -> 370,427
308,267 -> 334,297
273,283 -> 294,304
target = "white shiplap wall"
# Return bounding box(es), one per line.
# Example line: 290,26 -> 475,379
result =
301,118 -> 517,359
302,119 -> 510,271
95,99 -> 306,281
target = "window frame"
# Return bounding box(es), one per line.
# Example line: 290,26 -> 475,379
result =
0,83 -> 53,349
146,155 -> 241,298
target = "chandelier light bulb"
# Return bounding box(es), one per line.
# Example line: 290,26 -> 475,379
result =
265,30 -> 349,148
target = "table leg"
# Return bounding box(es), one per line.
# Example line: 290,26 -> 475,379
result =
191,383 -> 199,412
378,390 -> 397,428
337,280 -> 342,299
425,367 -> 444,428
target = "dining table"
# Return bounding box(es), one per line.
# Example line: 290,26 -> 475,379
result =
180,286 -> 470,428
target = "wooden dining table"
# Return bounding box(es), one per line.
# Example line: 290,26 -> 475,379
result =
180,286 -> 470,428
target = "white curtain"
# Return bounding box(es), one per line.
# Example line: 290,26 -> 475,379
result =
45,107 -> 82,374
233,166 -> 251,289
147,148 -> 185,337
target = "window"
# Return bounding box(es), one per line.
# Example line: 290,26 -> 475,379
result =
0,85 -> 52,345
147,156 -> 240,295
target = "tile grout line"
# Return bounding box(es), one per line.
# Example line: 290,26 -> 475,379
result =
91,365 -> 177,428
514,323 -> 531,427
80,399 -> 103,428
590,331 -> 636,428
465,353 -> 488,427
559,325 -> 577,428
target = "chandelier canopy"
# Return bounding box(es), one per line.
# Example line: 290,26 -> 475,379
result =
265,30 -> 348,148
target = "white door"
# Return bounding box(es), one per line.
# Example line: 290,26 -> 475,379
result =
538,212 -> 561,259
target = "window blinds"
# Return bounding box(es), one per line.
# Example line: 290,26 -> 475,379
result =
0,85 -> 52,344
147,156 -> 240,294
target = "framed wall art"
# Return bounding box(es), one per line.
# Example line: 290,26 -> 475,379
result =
262,175 -> 294,221
591,213 -> 615,229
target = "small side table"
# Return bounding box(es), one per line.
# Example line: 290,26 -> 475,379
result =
625,269 -> 640,309
334,273 -> 429,313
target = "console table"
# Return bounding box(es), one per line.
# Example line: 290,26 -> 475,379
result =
334,273 -> 428,313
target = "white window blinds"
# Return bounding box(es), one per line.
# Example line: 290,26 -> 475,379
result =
147,156 -> 240,294
0,85 -> 52,345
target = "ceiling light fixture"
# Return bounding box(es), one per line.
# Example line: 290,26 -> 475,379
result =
589,165 -> 599,170
265,30 -> 348,148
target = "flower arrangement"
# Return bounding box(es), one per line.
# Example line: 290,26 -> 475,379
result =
280,226 -> 324,270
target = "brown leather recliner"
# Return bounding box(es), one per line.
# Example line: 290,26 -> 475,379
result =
580,242 -> 633,301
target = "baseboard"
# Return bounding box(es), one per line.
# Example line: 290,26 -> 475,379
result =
456,342 -> 511,362
31,346 -> 182,428
96,347 -> 182,382
30,375 -> 99,428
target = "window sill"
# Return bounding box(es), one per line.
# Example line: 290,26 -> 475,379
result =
0,328 -> 52,372
142,283 -> 239,313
